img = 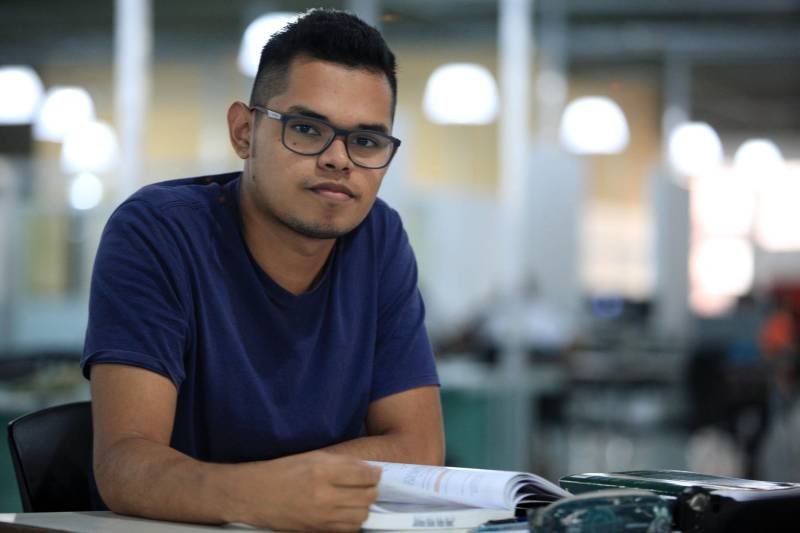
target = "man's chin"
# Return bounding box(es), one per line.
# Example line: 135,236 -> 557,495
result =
296,227 -> 348,240
282,217 -> 355,240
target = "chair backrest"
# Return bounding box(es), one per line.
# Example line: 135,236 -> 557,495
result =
7,401 -> 93,512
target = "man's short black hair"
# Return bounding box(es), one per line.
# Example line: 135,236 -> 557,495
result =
248,9 -> 397,113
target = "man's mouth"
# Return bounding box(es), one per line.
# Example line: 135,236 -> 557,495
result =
309,183 -> 355,201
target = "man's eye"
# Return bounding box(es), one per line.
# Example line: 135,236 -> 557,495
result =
351,135 -> 381,148
290,122 -> 321,136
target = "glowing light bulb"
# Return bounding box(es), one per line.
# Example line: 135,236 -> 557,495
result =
668,122 -> 723,178
238,13 -> 299,77
733,138 -> 784,189
0,65 -> 44,124
423,64 -> 499,125
34,86 -> 95,142
559,96 -> 629,154
61,121 -> 119,173
69,172 -> 103,210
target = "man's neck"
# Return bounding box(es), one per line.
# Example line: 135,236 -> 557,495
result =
239,189 -> 335,296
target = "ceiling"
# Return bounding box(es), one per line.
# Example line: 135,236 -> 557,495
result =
1,0 -> 799,134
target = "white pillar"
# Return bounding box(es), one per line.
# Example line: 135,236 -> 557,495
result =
494,0 -> 534,472
535,0 -> 568,142
652,55 -> 691,344
114,0 -> 152,199
525,144 -> 584,317
498,0 -> 533,318
526,0 -> 581,318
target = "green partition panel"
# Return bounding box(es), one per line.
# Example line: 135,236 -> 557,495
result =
441,389 -> 489,469
0,410 -> 24,512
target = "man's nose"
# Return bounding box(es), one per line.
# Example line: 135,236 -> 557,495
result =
317,135 -> 351,171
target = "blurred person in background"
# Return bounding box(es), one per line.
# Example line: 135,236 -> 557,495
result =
759,292 -> 799,401
756,288 -> 800,481
80,9 -> 443,531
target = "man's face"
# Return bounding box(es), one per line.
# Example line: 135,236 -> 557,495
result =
243,57 -> 395,240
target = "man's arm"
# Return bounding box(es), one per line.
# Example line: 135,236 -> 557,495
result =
322,385 -> 445,465
91,364 -> 380,532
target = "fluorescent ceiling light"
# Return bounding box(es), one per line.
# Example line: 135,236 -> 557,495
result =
754,164 -> 800,252
559,96 -> 629,155
61,121 -> 119,174
238,13 -> 299,77
690,168 -> 754,238
690,291 -> 736,318
423,63 -> 499,125
667,122 -> 723,178
733,138 -> 784,189
69,172 -> 103,210
690,237 -> 754,297
0,65 -> 44,125
34,86 -> 95,142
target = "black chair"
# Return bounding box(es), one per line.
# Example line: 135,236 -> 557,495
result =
7,401 -> 93,512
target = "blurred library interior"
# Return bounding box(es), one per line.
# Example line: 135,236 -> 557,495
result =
1,0 -> 800,513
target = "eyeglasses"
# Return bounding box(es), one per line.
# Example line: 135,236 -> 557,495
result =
251,106 -> 401,169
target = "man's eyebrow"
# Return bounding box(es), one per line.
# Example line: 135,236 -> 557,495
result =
285,105 -> 389,134
356,122 -> 389,134
286,105 -> 327,120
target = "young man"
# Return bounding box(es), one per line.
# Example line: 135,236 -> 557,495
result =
81,9 -> 444,531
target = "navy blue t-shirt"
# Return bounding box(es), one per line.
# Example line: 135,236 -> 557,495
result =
81,171 -> 439,467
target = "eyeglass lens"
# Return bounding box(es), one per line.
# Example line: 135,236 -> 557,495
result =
282,116 -> 394,168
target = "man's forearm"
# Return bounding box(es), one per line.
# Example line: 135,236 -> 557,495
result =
323,431 -> 445,465
95,436 -> 241,524
95,437 -> 382,531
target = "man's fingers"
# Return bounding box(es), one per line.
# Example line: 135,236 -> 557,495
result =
325,507 -> 372,531
330,462 -> 382,487
331,486 -> 379,508
324,522 -> 364,533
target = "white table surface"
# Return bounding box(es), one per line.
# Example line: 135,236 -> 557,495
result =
0,512 -> 477,533
0,512 -> 266,532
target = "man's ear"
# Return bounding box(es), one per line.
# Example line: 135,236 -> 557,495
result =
227,101 -> 252,160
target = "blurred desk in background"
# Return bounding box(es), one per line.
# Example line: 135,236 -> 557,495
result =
437,357 -> 566,473
437,349 -> 692,480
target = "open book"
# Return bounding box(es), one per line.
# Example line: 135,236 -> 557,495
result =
362,461 -> 571,530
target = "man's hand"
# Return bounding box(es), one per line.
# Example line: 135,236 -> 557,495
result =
230,451 -> 381,531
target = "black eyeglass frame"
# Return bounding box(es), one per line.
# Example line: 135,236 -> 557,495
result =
250,105 -> 402,169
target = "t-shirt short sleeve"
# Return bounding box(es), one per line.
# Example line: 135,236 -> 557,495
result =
370,211 -> 439,401
80,199 -> 190,387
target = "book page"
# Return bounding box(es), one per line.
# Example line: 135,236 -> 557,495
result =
370,461 -> 537,509
371,502 -> 478,513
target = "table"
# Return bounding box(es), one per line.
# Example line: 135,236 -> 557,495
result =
0,512 -> 480,533
0,512 -> 264,532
